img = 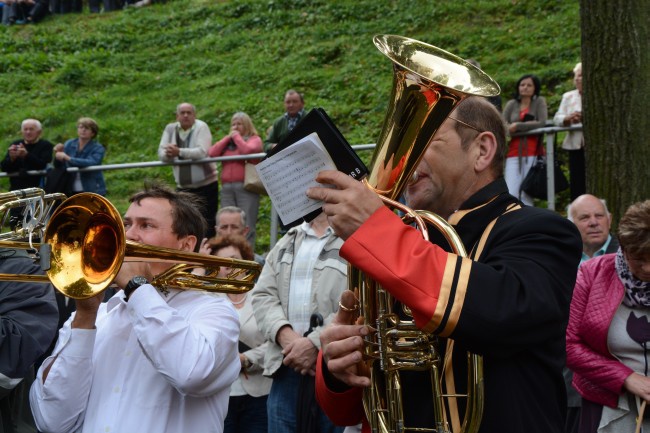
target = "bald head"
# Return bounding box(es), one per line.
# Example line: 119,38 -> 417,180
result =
176,102 -> 197,130
568,194 -> 612,257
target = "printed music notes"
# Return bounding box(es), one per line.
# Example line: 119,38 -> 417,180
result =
256,132 -> 335,225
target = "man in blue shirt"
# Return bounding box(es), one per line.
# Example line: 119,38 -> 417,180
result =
568,194 -> 619,265
563,193 -> 620,433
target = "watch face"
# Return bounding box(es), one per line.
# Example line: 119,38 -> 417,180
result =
131,276 -> 149,287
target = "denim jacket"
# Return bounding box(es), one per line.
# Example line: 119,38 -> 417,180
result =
55,138 -> 106,195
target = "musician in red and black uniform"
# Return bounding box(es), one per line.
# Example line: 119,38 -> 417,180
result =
306,96 -> 582,433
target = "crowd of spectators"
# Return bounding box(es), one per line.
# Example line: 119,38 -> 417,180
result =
0,0 -> 160,25
1,66 -> 646,433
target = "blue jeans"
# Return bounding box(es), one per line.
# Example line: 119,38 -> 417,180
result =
224,394 -> 268,433
267,365 -> 344,433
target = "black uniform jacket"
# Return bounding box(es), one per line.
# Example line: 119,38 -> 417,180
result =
339,178 -> 582,433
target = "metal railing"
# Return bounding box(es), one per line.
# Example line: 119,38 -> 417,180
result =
510,123 -> 581,211
0,126 -> 580,247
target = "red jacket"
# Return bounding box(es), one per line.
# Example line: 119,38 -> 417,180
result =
207,133 -> 262,183
566,254 -> 633,407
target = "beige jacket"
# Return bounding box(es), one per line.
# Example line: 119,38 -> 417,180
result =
251,224 -> 348,377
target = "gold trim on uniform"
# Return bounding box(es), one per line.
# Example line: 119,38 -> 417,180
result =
424,255 -> 458,334
440,257 -> 472,337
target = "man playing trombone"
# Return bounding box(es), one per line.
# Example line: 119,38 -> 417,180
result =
30,183 -> 241,433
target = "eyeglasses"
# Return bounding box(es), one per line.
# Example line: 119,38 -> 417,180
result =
448,116 -> 483,133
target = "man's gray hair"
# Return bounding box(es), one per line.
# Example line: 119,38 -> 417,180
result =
216,206 -> 247,226
21,119 -> 42,131
176,103 -> 196,114
567,197 -> 609,222
284,89 -> 304,103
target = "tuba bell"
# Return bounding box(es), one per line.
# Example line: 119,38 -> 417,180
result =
352,35 -> 500,433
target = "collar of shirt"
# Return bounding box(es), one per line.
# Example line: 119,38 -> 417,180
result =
284,109 -> 305,120
580,234 -> 612,265
107,286 -> 182,311
299,220 -> 333,239
175,122 -> 196,135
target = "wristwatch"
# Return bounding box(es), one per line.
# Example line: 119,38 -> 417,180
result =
123,276 -> 149,301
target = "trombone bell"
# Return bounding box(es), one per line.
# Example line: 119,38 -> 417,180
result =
44,194 -> 125,299
42,193 -> 261,300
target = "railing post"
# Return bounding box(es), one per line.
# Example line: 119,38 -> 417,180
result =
545,132 -> 556,211
270,206 -> 279,249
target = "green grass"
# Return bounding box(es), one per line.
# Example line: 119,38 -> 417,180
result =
0,0 -> 581,253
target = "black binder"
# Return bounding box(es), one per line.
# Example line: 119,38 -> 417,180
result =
266,108 -> 368,180
265,108 -> 369,226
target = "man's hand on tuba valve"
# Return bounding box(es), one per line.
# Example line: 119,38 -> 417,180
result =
320,290 -> 372,388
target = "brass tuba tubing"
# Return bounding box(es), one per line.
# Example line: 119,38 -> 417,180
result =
354,35 -> 499,433
0,193 -> 261,300
0,191 -> 67,241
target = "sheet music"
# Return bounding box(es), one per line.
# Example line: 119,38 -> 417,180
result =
256,132 -> 335,225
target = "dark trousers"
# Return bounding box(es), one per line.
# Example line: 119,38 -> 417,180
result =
267,366 -> 343,433
565,406 -> 580,433
578,398 -> 602,433
567,148 -> 586,200
178,180 -> 219,239
88,0 -> 123,12
223,394 -> 268,433
50,0 -> 83,13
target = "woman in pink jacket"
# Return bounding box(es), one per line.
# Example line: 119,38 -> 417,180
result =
208,112 -> 263,248
566,200 -> 650,433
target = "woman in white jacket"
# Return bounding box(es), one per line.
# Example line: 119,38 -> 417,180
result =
554,62 -> 584,200
207,234 -> 272,433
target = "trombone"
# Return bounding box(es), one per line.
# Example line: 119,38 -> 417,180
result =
0,190 -> 261,299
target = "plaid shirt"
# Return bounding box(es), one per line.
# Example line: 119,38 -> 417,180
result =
287,222 -> 332,337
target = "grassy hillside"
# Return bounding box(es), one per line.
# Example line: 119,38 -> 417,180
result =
0,0 -> 581,252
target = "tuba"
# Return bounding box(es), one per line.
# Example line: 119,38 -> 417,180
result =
0,188 -> 66,243
352,35 -> 500,433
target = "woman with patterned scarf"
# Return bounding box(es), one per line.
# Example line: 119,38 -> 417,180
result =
567,200 -> 650,433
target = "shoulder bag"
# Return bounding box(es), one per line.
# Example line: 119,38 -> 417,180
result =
243,161 -> 267,195
521,139 -> 569,200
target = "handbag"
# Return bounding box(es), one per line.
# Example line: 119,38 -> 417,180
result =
521,155 -> 569,200
243,161 -> 267,195
44,165 -> 74,196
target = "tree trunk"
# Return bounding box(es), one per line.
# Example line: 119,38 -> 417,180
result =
580,0 -> 649,226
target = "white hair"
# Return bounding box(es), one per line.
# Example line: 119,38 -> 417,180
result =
176,103 -> 196,114
21,119 -> 42,131
567,196 -> 609,222
573,62 -> 582,75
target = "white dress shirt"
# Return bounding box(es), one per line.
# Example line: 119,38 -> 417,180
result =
30,285 -> 240,433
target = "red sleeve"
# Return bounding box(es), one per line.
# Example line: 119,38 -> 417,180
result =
341,206 -> 462,335
315,351 -> 365,427
207,135 -> 230,157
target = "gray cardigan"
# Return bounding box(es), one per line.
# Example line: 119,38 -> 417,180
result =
502,95 -> 548,135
